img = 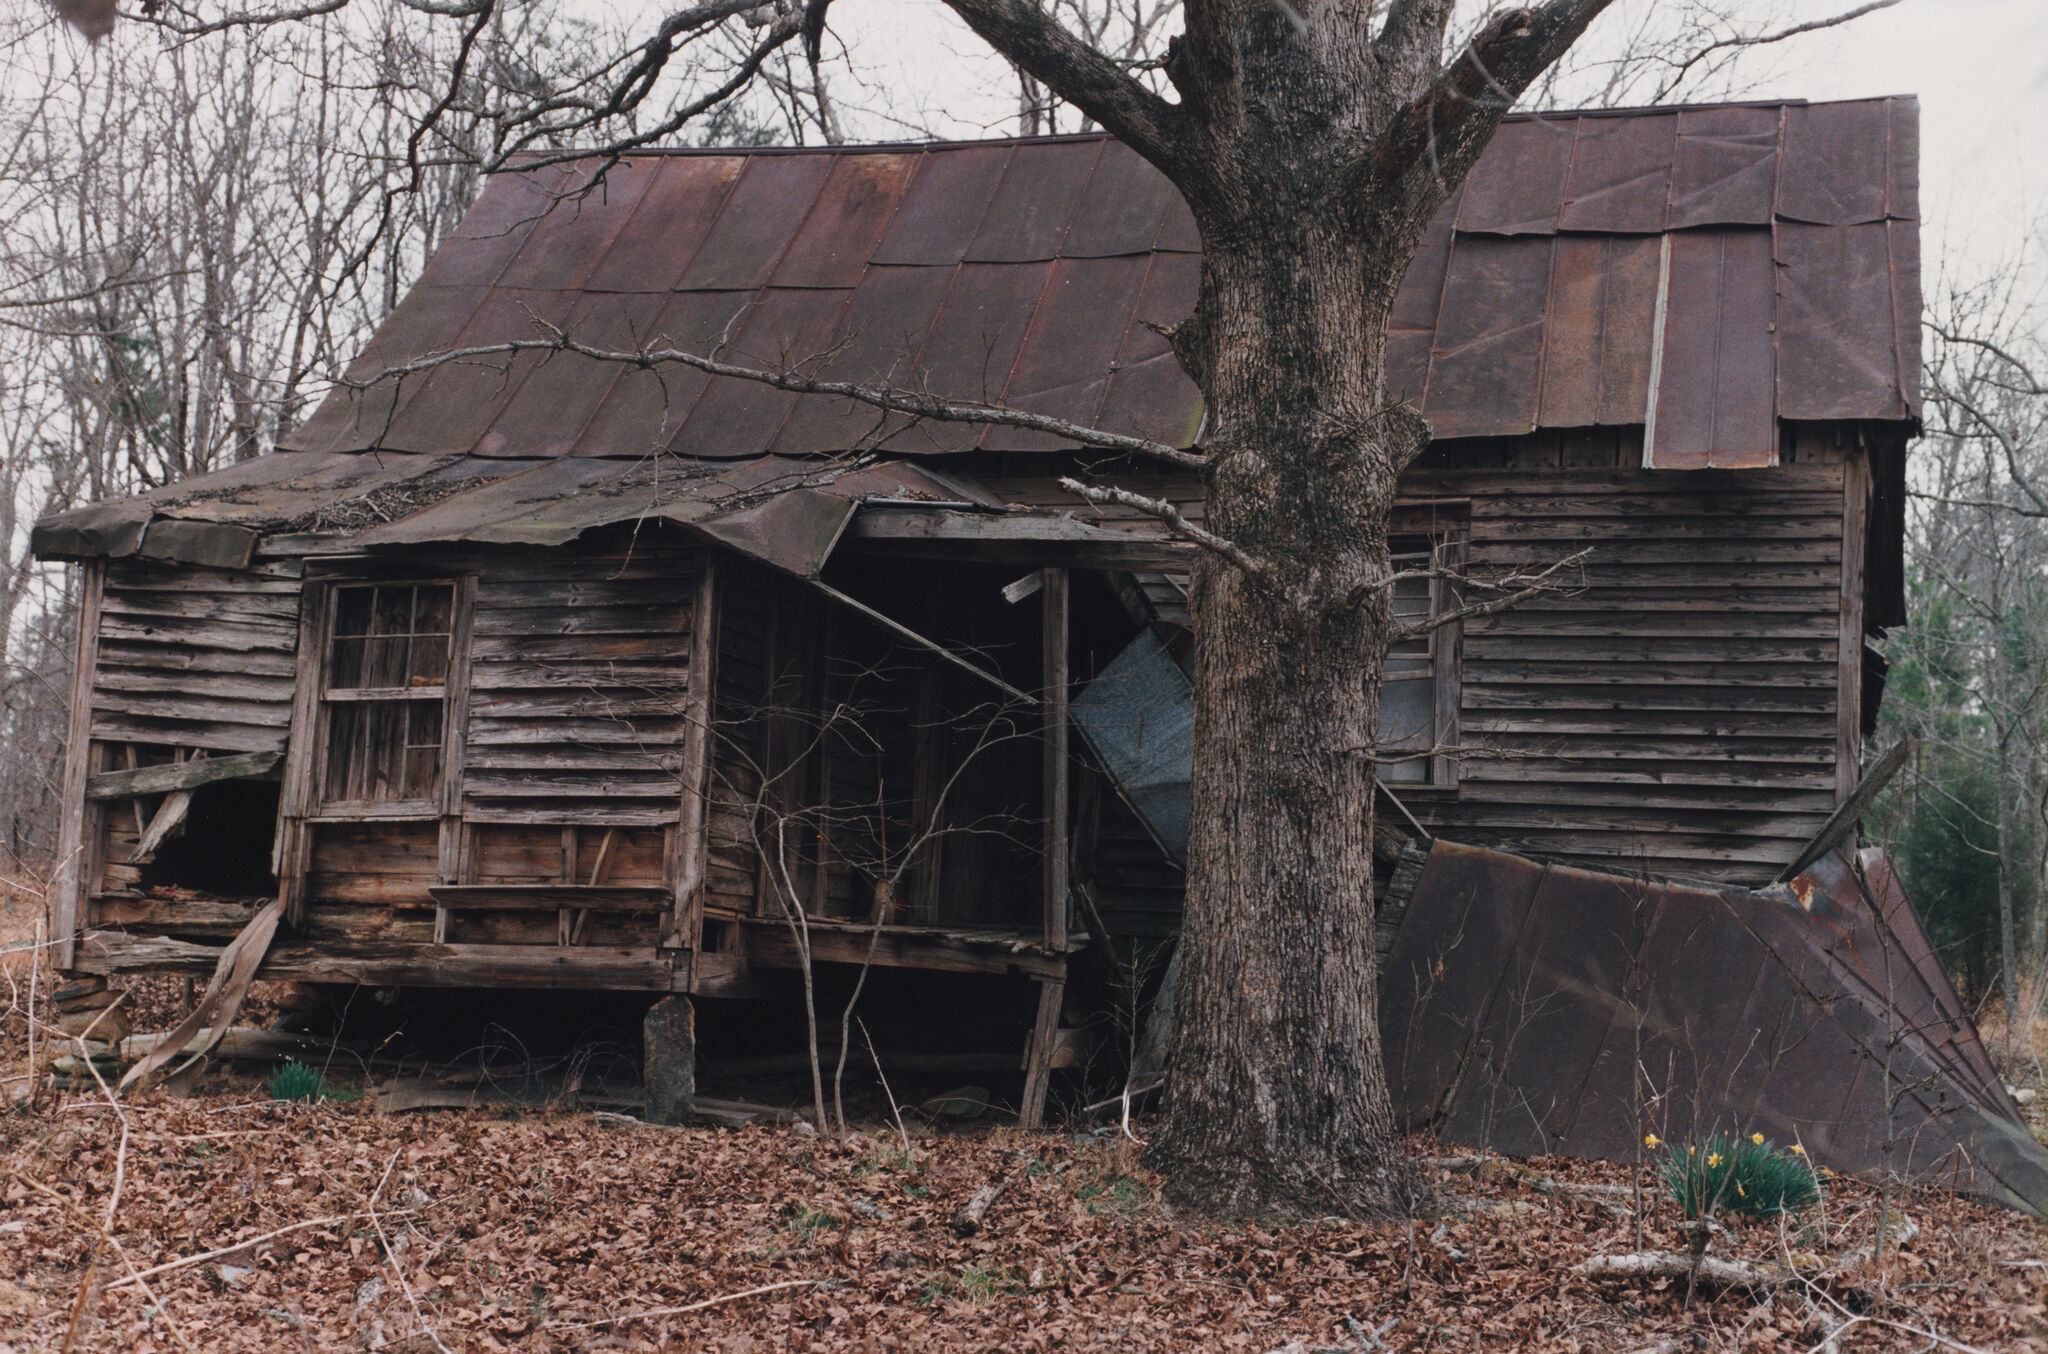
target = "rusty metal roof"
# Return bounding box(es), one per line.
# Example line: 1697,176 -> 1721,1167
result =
1380,839 -> 2047,1215
38,98 -> 1921,563
278,97 -> 1918,474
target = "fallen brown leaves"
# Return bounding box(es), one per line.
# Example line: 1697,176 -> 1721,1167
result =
0,1088 -> 2040,1353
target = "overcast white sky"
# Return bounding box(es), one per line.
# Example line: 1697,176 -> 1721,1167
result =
819,0 -> 2047,292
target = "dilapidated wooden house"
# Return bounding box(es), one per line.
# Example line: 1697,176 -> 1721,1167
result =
32,97 -> 1921,1123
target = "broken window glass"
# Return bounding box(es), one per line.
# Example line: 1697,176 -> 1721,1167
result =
320,582 -> 455,808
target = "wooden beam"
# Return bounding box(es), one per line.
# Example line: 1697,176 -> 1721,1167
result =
1836,448 -> 1870,805
50,559 -> 105,969
72,930 -> 686,991
86,750 -> 283,801
1776,737 -> 1914,883
669,552 -> 719,950
806,580 -> 1039,707
848,507 -> 1193,570
745,923 -> 1070,982
1041,567 -> 1070,953
427,885 -> 670,912
1019,979 -> 1065,1130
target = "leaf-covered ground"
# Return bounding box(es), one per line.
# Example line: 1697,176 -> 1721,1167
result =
1,1082 -> 2042,1351
0,887 -> 2042,1352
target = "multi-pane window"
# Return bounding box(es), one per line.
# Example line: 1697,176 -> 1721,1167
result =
1378,537 -> 1454,785
320,583 -> 455,808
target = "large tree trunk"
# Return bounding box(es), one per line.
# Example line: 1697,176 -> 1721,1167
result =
941,0 -> 1617,1219
1146,224 -> 1427,1216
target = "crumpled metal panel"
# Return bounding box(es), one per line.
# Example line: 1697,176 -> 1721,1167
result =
1777,97 -> 1914,226
1062,140 -> 1187,258
1381,840 -> 2048,1215
1536,233 -> 1660,429
1456,116 -> 1573,236
1559,112 -> 1678,234
1069,628 -> 1192,866
30,453 -> 347,559
1775,221 -> 1915,421
1668,105 -> 1782,229
1423,236 -> 1554,438
870,143 -> 1012,266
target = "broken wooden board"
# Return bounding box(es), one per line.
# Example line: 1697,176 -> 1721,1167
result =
85,749 -> 284,800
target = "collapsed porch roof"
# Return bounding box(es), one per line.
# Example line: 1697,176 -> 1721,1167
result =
28,449 -> 1192,574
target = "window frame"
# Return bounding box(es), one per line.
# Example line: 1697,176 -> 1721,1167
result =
1378,513 -> 1467,794
305,575 -> 473,822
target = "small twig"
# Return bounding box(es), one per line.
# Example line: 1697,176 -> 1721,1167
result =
367,1153 -> 452,1354
15,1171 -> 197,1353
858,1017 -> 909,1156
1396,548 -> 1593,639
106,1209 -> 421,1289
548,1279 -> 823,1329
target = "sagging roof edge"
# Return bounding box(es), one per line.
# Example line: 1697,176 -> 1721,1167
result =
26,450 -> 1197,574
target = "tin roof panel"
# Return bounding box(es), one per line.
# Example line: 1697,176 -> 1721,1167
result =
674,153 -> 835,292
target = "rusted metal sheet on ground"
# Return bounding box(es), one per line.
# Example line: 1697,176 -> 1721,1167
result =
1381,840 -> 2048,1215
267,96 -> 1920,472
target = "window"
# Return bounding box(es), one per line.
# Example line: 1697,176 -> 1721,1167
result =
318,583 -> 456,809
1377,534 -> 1461,786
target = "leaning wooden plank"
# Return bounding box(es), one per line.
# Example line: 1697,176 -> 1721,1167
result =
1775,737 -> 1915,883
86,750 -> 285,801
50,559 -> 105,969
118,898 -> 284,1095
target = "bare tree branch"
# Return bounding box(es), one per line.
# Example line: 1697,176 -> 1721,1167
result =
1056,475 -> 1269,580
345,324 -> 1210,469
940,0 -> 1192,176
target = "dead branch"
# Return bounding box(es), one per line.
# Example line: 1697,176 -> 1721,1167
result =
951,1159 -> 1032,1236
1574,1250 -> 1798,1289
349,329 -> 1207,470
1055,477 -> 1268,579
1389,548 -> 1592,639
548,1279 -> 824,1329
367,1152 -> 452,1354
105,1209 -> 422,1290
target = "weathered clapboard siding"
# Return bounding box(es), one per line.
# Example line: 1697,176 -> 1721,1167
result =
88,558 -> 302,755
460,551 -> 698,826
988,428 -> 1859,887
1403,449 -> 1848,883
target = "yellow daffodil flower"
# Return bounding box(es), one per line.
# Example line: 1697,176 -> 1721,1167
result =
1751,1133 -> 1766,1145
1789,1144 -> 1805,1156
1644,1134 -> 1661,1148
1707,1153 -> 1722,1167
1736,1182 -> 1746,1197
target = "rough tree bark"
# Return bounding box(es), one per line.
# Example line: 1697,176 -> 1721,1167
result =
934,0 -> 1616,1217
